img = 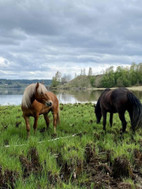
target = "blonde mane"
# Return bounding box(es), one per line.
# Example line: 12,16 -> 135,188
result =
21,83 -> 47,108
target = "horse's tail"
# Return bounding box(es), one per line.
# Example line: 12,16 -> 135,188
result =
127,92 -> 142,130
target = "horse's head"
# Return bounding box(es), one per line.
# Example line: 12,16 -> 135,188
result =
35,83 -> 53,107
95,102 -> 102,123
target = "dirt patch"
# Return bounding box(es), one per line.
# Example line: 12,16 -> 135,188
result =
56,152 -> 83,182
47,171 -> 60,187
19,155 -> 32,178
93,132 -> 100,140
56,152 -> 73,181
19,147 -> 42,178
0,166 -> 18,189
133,149 -> 142,170
117,182 -> 134,189
112,156 -> 133,179
80,144 -> 140,188
81,143 -> 113,188
55,143 -> 114,188
85,143 -> 96,163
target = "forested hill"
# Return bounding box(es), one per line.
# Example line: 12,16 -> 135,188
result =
0,79 -> 52,88
55,63 -> 142,89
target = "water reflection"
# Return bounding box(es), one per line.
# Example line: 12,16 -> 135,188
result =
0,88 -> 24,95
0,88 -> 142,106
57,93 -> 97,104
55,90 -> 101,104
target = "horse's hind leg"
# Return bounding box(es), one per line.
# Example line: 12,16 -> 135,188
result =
24,115 -> 30,138
119,112 -> 127,132
110,113 -> 113,127
57,111 -> 60,124
44,113 -> 50,129
53,113 -> 58,134
128,110 -> 135,132
33,114 -> 39,134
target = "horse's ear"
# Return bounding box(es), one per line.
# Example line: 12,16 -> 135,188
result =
36,82 -> 39,90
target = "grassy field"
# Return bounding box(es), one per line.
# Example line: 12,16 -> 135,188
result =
0,103 -> 142,188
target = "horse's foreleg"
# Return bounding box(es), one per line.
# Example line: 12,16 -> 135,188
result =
24,116 -> 30,138
119,112 -> 127,132
44,113 -> 50,129
102,111 -> 107,131
110,113 -> 113,127
33,115 -> 39,134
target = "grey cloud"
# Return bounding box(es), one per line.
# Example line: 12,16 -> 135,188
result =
0,0 -> 142,79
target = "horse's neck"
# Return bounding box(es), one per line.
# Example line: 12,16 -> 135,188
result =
22,91 -> 36,108
30,93 -> 36,105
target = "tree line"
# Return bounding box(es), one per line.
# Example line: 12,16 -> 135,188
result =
100,63 -> 142,88
0,79 -> 52,88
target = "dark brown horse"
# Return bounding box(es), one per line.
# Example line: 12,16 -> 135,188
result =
21,83 -> 60,137
95,88 -> 142,132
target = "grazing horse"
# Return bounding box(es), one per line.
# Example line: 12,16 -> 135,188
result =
21,83 -> 60,137
95,88 -> 142,132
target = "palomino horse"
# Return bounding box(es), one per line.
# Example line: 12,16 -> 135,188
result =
95,88 -> 142,132
21,83 -> 60,137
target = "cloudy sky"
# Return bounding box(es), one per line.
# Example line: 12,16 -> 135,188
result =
0,0 -> 142,79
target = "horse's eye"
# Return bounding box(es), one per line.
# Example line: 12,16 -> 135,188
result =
41,92 -> 44,95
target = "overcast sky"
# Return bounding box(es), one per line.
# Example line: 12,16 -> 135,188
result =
0,0 -> 142,79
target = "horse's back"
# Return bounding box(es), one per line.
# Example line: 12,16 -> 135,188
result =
46,91 -> 58,102
111,88 -> 129,103
100,88 -> 129,112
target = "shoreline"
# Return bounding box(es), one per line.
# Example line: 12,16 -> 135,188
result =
50,85 -> 142,92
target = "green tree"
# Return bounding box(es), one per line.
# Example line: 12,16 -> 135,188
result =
136,63 -> 142,85
129,63 -> 138,85
115,66 -> 131,87
51,71 -> 61,87
101,66 -> 115,87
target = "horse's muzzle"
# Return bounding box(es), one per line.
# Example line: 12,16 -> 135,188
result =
46,101 -> 52,107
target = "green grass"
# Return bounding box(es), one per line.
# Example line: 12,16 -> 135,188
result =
0,103 -> 142,188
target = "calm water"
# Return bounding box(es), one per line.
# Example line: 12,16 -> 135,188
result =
0,88 -> 142,106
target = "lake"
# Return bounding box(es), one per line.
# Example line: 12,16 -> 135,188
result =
0,88 -> 142,106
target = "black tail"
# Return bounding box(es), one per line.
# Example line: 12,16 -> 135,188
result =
127,92 -> 142,130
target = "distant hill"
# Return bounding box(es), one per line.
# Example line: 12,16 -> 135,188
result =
0,79 -> 52,88
57,75 -> 103,89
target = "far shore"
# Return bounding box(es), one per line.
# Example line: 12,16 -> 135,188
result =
50,85 -> 142,92
126,86 -> 142,91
